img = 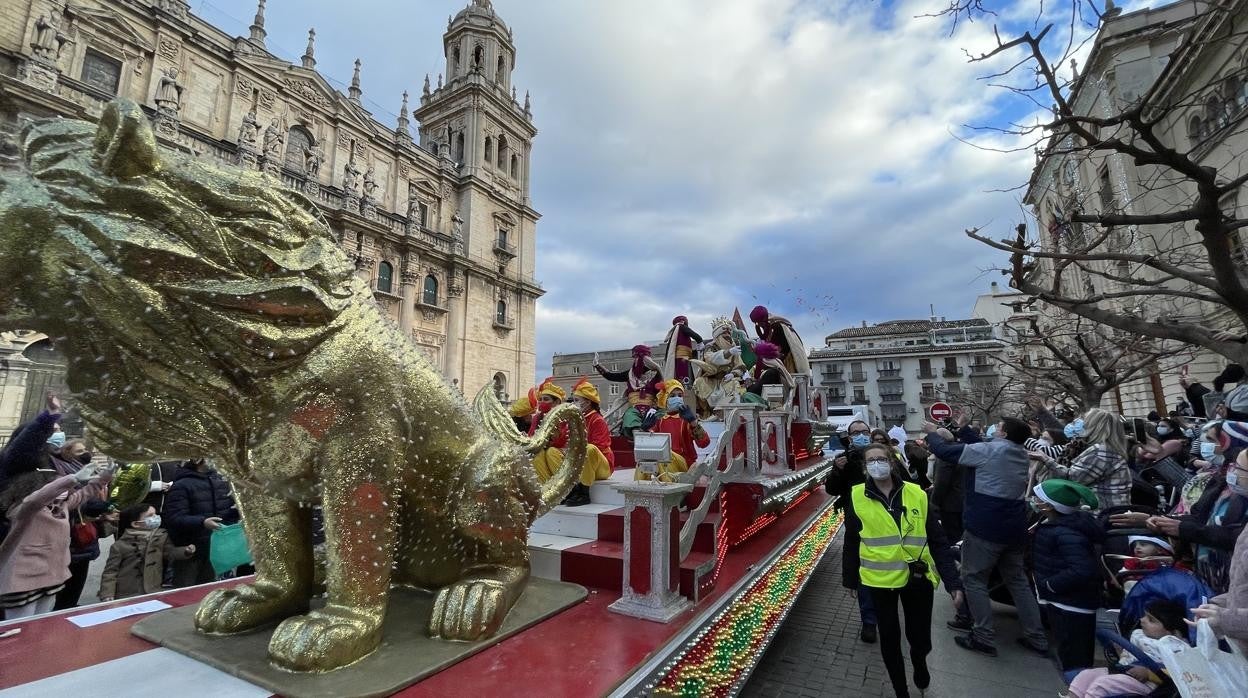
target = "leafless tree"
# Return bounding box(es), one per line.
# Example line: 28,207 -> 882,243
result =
939,373 -> 1023,423
997,314 -> 1193,411
927,1 -> 1248,365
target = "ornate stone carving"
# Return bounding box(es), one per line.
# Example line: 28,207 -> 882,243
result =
236,76 -> 254,95
18,59 -> 59,92
157,38 -> 180,60
414,330 -> 446,346
282,78 -> 331,108
258,89 -> 277,111
237,107 -> 259,146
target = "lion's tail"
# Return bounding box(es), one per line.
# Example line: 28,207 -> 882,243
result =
473,386 -> 588,519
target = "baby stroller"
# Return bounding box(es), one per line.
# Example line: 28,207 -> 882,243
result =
1096,505 -> 1162,608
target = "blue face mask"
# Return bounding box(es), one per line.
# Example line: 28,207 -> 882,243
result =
1201,441 -> 1218,460
850,433 -> 871,448
1064,419 -> 1085,440
1227,471 -> 1248,497
666,396 -> 685,413
46,431 -> 66,449
984,425 -> 997,441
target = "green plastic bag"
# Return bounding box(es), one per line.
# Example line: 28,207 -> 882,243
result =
209,523 -> 252,575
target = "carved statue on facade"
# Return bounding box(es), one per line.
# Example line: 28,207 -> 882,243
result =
31,14 -> 61,62
238,108 -> 259,146
342,157 -> 361,193
451,210 -> 464,239
303,143 -> 324,178
262,118 -> 284,159
0,100 -> 588,673
154,67 -> 183,114
362,165 -> 378,202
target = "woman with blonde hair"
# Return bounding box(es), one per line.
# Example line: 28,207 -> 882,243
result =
1031,408 -> 1132,509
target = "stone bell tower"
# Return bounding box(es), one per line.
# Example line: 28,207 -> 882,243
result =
413,0 -> 541,400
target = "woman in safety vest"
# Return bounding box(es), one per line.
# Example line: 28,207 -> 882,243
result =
842,443 -> 964,698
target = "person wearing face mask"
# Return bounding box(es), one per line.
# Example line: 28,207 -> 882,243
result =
0,393 -> 65,489
639,380 -> 709,482
0,462 -> 112,619
923,416 -> 1050,658
536,379 -> 614,507
1141,446 -> 1248,594
98,503 -> 196,602
826,421 -> 910,644
842,444 -> 963,698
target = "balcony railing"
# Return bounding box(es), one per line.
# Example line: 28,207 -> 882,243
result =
849,372 -> 867,382
493,239 -> 517,258
917,369 -> 936,379
493,315 -> 515,330
920,393 -> 939,404
880,393 -> 905,404
822,371 -> 845,382
877,369 -> 902,379
851,396 -> 870,405
942,368 -> 963,377
970,363 -> 997,375
417,297 -> 449,313
882,413 -> 908,423
827,394 -> 847,404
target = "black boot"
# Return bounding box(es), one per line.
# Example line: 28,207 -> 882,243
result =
564,483 -> 591,507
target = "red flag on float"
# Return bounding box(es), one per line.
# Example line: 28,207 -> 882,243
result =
732,307 -> 747,332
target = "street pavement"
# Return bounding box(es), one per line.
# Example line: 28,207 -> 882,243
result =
742,528 -> 1063,698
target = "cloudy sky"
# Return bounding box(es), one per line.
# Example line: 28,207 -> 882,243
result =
200,0 -> 1103,381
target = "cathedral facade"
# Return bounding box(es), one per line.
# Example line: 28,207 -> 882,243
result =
0,0 -> 541,437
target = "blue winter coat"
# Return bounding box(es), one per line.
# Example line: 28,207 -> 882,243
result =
162,466 -> 237,554
1031,510 -> 1105,610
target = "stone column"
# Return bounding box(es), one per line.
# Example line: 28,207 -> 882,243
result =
443,269 -> 466,384
398,263 -> 419,336
608,481 -> 693,623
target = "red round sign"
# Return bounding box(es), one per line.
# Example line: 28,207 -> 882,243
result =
928,402 -> 953,421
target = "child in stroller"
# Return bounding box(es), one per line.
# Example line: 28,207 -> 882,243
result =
1118,536 -> 1175,594
1066,599 -> 1189,698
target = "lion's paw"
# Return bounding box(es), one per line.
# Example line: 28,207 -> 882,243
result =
268,605 -> 382,672
428,578 -> 511,641
194,581 -> 306,635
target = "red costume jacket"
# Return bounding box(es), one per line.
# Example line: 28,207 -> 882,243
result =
585,410 -> 615,469
528,410 -> 568,449
652,414 -> 710,465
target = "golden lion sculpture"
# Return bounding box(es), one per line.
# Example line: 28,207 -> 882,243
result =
0,100 -> 586,672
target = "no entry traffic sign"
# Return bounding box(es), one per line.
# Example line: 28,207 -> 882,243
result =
929,402 -> 952,421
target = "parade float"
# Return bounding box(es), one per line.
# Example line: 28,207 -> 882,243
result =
0,102 -> 841,697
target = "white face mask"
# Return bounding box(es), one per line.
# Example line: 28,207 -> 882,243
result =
865,458 -> 892,480
1156,426 -> 1171,436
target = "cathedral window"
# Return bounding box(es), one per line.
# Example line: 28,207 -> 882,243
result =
473,44 -> 485,69
497,135 -> 509,169
510,154 -> 519,178
285,126 -> 314,172
452,46 -> 461,75
484,136 -> 494,165
1206,93 -> 1227,130
454,132 -> 465,162
81,49 -> 122,94
496,55 -> 507,84
376,261 -> 394,294
417,202 -> 429,227
423,275 -> 439,305
1189,114 -> 1204,143
495,300 -> 508,325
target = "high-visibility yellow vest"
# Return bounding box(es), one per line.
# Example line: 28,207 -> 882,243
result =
851,481 -> 941,589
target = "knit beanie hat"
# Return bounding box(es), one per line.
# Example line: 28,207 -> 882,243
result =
1032,478 -> 1099,514
1127,535 -> 1173,553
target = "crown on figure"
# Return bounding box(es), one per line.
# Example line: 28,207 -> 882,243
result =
711,316 -> 734,335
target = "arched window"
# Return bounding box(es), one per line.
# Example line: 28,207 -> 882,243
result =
495,299 -> 508,324
497,134 -> 509,169
1189,114 -> 1205,143
492,372 -> 507,402
496,55 -> 506,84
285,126 -> 314,172
454,132 -> 465,162
473,44 -> 484,69
484,136 -> 494,165
376,261 -> 393,294
423,274 -> 439,306
1227,76 -> 1246,112
451,46 -> 461,75
510,153 -> 519,178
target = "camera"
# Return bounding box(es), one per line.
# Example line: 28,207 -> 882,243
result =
907,559 -> 929,581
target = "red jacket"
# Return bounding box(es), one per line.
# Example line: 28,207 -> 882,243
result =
585,410 -> 615,468
529,410 -> 568,449
653,414 -> 710,465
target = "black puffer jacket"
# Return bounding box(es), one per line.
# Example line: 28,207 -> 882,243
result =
1031,510 -> 1105,610
1178,477 -> 1248,593
163,466 -> 237,553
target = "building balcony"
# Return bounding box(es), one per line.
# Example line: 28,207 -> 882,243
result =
493,239 -> 517,259
493,315 -> 515,331
916,369 -> 936,379
821,371 -> 845,384
877,369 -> 903,380
942,368 -> 963,377
920,393 -> 939,404
417,297 -> 449,314
851,396 -> 870,405
970,363 -> 997,375
881,412 -> 908,423
827,394 -> 847,404
879,393 -> 905,404
849,372 -> 867,382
